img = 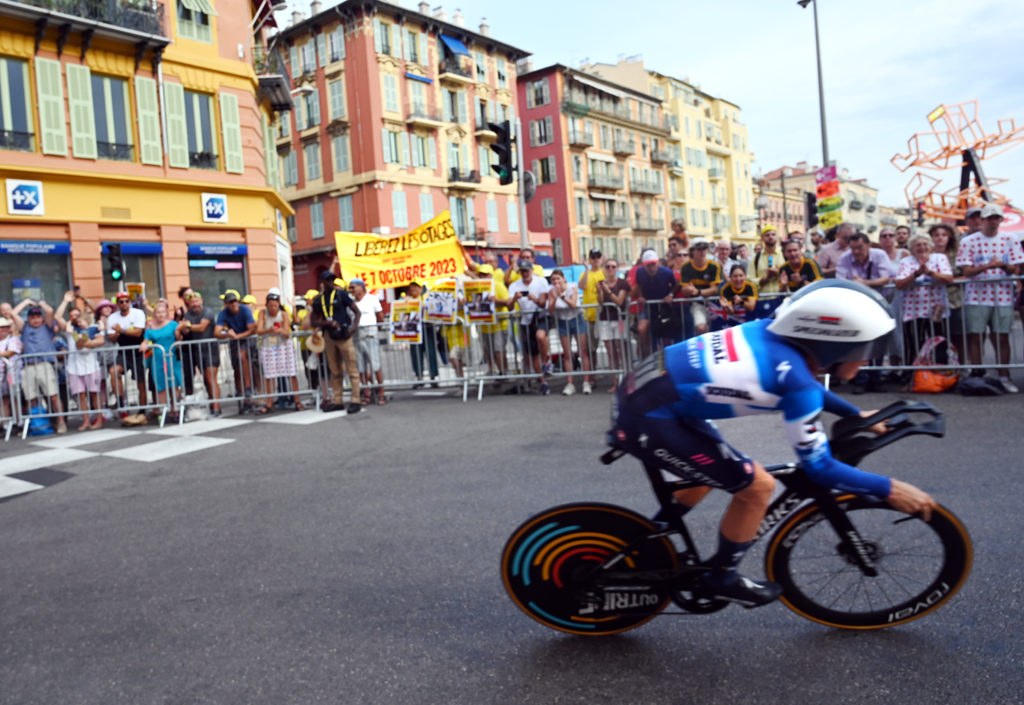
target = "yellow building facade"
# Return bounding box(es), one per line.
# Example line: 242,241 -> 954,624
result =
0,0 -> 292,307
583,59 -> 758,244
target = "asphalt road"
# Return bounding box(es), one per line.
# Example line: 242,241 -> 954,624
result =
1,385 -> 1021,705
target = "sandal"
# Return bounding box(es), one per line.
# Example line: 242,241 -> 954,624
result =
376,394 -> 388,405
255,405 -> 272,416
294,401 -> 306,411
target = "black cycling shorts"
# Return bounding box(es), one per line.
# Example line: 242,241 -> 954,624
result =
611,369 -> 754,494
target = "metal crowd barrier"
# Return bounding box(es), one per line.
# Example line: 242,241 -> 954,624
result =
171,333 -> 319,422
8,342 -> 172,439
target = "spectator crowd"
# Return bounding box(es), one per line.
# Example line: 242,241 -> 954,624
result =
1,205 -> 1022,437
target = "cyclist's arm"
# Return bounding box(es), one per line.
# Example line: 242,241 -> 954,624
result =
781,387 -> 891,498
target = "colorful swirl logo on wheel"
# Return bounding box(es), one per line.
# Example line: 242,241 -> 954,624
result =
508,521 -> 637,628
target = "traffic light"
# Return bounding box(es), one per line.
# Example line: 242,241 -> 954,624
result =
916,202 -> 926,226
107,243 -> 125,282
488,120 -> 514,186
804,191 -> 818,230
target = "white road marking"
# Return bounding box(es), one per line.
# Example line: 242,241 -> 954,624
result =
0,448 -> 98,475
256,409 -> 351,424
147,418 -> 252,437
0,475 -> 45,499
30,429 -> 141,448
104,436 -> 235,463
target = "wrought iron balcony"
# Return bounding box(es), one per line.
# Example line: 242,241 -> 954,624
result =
253,45 -> 292,112
0,129 -> 34,152
651,149 -> 672,164
407,106 -> 443,127
630,179 -> 663,195
8,0 -> 165,37
449,168 -> 481,186
189,150 -> 218,170
613,138 -> 635,155
439,59 -> 473,83
587,173 -> 624,190
633,217 -> 662,231
97,141 -> 134,161
568,129 -> 594,148
591,215 -> 630,229
850,199 -> 864,210
708,167 -> 724,180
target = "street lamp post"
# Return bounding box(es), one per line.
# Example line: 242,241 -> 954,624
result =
798,0 -> 830,166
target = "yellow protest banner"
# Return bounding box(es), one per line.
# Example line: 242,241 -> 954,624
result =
335,211 -> 464,290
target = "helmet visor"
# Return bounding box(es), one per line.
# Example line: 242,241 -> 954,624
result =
806,331 -> 892,367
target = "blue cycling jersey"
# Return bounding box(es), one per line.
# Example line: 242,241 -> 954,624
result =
650,318 -> 891,498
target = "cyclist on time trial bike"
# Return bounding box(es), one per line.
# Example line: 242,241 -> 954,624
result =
610,279 -> 938,607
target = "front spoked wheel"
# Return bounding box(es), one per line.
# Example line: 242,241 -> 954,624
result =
765,496 -> 972,629
501,503 -> 678,636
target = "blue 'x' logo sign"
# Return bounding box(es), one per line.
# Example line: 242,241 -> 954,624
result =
11,185 -> 40,210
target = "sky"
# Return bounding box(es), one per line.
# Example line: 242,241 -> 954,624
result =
279,0 -> 1024,209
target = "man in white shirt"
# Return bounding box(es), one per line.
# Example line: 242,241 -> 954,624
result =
956,203 -> 1024,392
349,278 -> 386,404
508,259 -> 552,394
106,291 -> 149,411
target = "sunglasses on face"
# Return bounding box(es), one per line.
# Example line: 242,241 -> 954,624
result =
880,233 -> 895,238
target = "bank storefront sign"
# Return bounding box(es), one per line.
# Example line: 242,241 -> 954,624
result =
202,192 -> 228,223
6,179 -> 45,216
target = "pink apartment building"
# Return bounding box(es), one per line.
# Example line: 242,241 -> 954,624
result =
517,64 -> 673,265
273,1 -> 529,292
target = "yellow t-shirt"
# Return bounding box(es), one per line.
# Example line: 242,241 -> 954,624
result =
578,267 -> 606,322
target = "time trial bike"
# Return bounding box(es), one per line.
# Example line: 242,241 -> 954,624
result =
501,400 -> 972,635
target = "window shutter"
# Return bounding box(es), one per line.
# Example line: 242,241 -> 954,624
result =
308,91 -> 320,126
418,34 -> 428,65
457,92 -> 467,124
289,45 -> 300,75
401,131 -> 411,166
336,26 -> 346,59
486,200 -> 498,232
134,76 -> 162,165
526,85 -> 534,109
65,63 -> 96,159
163,82 -> 189,168
262,113 -> 279,187
547,156 -> 557,183
403,29 -> 412,61
219,92 -> 244,174
529,120 -> 537,147
35,58 -> 67,156
449,196 -> 458,232
317,34 -> 328,67
420,193 -> 434,222
427,136 -> 436,169
507,201 -> 519,233
373,19 -> 383,53
544,116 -> 553,145
381,128 -> 390,162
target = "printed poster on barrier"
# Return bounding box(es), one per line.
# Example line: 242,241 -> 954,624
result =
423,279 -> 458,324
126,282 -> 146,308
463,278 -> 495,324
390,299 -> 422,344
334,211 -> 464,290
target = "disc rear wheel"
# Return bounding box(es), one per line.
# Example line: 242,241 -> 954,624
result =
501,503 -> 678,636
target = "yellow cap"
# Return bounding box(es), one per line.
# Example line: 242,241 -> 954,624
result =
219,288 -> 241,300
334,278 -> 346,288
303,289 -> 319,299
477,264 -> 494,275
760,224 -> 777,235
242,294 -> 257,305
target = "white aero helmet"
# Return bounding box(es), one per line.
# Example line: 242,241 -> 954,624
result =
768,279 -> 895,367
